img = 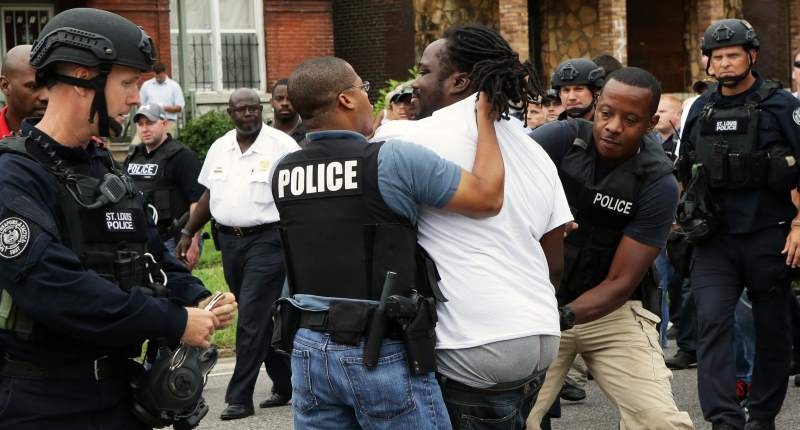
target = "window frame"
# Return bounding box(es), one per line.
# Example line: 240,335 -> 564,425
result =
170,0 -> 265,93
0,5 -> 54,55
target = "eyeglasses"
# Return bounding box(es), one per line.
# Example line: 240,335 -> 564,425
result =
229,105 -> 263,115
341,81 -> 371,94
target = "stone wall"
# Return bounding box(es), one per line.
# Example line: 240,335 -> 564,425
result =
413,0 -> 499,60
499,0 -> 529,61
538,0 -> 600,79
597,0 -> 626,65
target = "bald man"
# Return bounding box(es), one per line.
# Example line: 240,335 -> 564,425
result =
655,94 -> 683,160
177,88 -> 299,420
0,45 -> 48,137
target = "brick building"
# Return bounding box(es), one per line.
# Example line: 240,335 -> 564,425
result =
2,0 -> 798,103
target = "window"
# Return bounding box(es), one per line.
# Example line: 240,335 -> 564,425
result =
1,5 -> 53,54
170,0 -> 265,92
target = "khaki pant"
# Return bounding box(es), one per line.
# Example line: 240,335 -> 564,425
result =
131,120 -> 178,146
527,301 -> 694,430
565,354 -> 587,387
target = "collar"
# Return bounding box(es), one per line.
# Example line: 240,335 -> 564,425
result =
225,123 -> 272,154
21,118 -> 103,164
306,130 -> 368,144
715,72 -> 763,103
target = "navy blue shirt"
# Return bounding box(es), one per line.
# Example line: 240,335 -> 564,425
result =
531,120 -> 679,248
0,121 -> 208,365
681,75 -> 800,233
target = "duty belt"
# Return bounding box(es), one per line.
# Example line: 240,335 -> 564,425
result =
297,309 -> 404,340
0,354 -> 129,381
216,222 -> 278,237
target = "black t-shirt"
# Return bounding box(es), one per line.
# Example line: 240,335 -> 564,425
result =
132,135 -> 205,203
531,120 -> 679,249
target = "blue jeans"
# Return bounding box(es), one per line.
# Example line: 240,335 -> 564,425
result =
291,328 -> 451,429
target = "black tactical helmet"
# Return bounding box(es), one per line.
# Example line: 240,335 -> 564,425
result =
551,59 -> 605,91
30,8 -> 155,72
701,18 -> 760,56
29,8 -> 156,137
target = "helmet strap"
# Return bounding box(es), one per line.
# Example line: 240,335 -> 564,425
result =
46,64 -> 121,138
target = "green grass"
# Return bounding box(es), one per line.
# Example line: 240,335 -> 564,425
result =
193,223 -> 237,351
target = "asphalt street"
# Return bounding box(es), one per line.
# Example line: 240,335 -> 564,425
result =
196,342 -> 800,429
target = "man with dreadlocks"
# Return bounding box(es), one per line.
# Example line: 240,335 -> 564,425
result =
373,24 -> 572,429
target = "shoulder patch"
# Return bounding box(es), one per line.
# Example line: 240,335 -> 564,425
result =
0,217 -> 30,259
793,107 -> 800,126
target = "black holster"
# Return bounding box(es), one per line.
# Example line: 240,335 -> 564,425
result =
638,271 -> 661,318
399,296 -> 437,375
677,165 -> 720,244
271,298 -> 300,354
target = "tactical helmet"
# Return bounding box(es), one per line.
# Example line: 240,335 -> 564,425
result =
29,8 -> 156,137
701,18 -> 760,56
31,8 -> 155,72
551,59 -> 605,91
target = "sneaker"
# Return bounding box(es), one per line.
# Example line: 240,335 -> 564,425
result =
666,324 -> 679,340
559,382 -> 586,401
665,351 -> 697,370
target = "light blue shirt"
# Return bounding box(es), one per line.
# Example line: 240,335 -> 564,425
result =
139,77 -> 185,121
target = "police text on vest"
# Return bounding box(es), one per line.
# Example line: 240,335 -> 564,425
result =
127,163 -> 159,176
715,120 -> 738,132
593,192 -> 633,215
277,160 -> 360,198
105,211 -> 135,232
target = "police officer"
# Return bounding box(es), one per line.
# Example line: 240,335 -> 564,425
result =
0,9 -> 236,429
124,103 -> 204,267
551,58 -> 605,121
272,56 -> 504,429
527,67 -> 693,429
678,19 -> 800,430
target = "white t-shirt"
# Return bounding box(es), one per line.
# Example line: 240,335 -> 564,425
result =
139,77 -> 185,121
198,123 -> 299,227
373,95 -> 572,349
677,94 -> 701,158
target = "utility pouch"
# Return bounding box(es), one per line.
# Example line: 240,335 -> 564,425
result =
328,301 -> 369,346
727,153 -> 747,187
401,297 -> 437,375
113,250 -> 146,291
767,145 -> 798,193
708,143 -> 729,188
677,165 -> 720,244
271,298 -> 300,354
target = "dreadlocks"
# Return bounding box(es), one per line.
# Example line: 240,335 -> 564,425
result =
441,24 -> 543,121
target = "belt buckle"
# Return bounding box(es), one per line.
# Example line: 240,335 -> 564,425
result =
233,226 -> 244,237
94,355 -> 108,381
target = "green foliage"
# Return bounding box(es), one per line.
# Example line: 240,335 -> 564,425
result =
179,110 -> 233,159
373,66 -> 419,116
192,222 -> 236,350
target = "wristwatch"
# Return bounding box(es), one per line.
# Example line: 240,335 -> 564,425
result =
791,219 -> 800,228
559,306 -> 576,331
180,227 -> 193,237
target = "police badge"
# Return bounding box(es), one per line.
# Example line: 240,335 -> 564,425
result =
0,217 -> 30,259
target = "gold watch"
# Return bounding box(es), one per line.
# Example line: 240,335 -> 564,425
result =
791,219 -> 800,228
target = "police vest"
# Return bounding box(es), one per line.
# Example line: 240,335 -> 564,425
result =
0,136 -> 156,339
272,137 -> 425,301
694,80 -> 797,191
124,138 -> 189,239
557,119 -> 674,305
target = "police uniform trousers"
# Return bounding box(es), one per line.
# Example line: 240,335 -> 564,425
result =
691,225 -> 793,428
0,364 -> 149,430
526,301 -> 693,430
219,227 -> 292,405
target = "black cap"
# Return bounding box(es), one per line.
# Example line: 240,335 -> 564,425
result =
551,58 -> 605,90
30,8 -> 156,72
701,19 -> 760,56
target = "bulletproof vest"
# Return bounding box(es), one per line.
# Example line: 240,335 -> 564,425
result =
694,81 -> 794,190
0,136 -> 156,339
557,120 -> 673,305
272,137 -> 422,301
124,138 -> 189,238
